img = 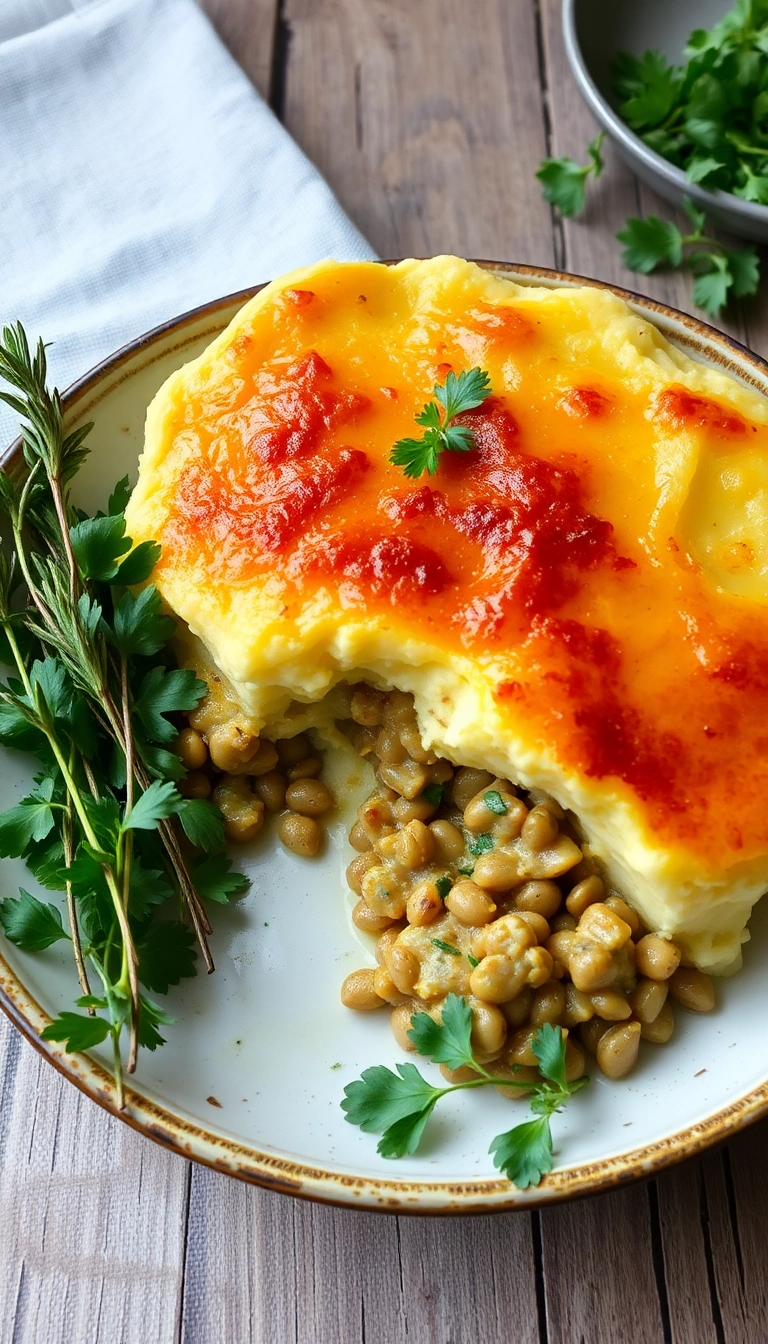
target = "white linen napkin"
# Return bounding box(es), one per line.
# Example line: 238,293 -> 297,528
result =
0,0 -> 375,445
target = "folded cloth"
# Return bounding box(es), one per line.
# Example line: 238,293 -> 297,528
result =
0,0 -> 375,445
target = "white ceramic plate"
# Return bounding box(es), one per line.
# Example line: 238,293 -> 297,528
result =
2,265 -> 768,1213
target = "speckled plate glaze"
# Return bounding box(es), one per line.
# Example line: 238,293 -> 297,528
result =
2,263 -> 768,1214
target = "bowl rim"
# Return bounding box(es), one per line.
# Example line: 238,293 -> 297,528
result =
561,0 -> 768,227
3,258 -> 768,1213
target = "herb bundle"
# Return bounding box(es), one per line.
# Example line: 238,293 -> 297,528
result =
342,995 -> 587,1188
0,324 -> 247,1106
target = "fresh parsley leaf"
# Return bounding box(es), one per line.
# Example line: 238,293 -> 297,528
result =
421,783 -> 443,807
390,433 -> 441,479
735,164 -> 768,203
535,132 -> 604,217
536,157 -> 590,217
0,889 -> 68,950
136,920 -> 197,994
489,1115 -> 554,1189
342,1061 -> 441,1156
407,994 -> 474,1070
110,585 -> 175,657
41,1011 -> 112,1052
692,257 -> 732,316
24,835 -> 66,890
457,861 -> 475,877
70,514 -> 130,581
122,780 -> 182,831
723,244 -> 760,297
532,1022 -> 568,1090
390,367 -> 492,479
615,49 -> 681,129
137,994 -> 174,1051
467,953 -> 480,968
435,368 -> 494,421
616,216 -> 683,272
686,155 -> 728,186
138,741 -> 187,782
430,938 -> 462,957
467,832 -> 494,856
178,798 -> 225,852
133,666 -> 206,745
192,853 -> 250,904
0,780 -> 57,856
30,657 -> 71,723
434,875 -> 452,900
0,697 -> 46,752
108,476 -> 132,515
67,848 -> 113,943
342,1001 -> 587,1183
127,856 -> 174,918
377,1107 -> 438,1159
482,790 -> 507,815
114,540 -> 162,587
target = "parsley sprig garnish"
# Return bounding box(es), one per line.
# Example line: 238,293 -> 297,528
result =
535,132 -> 605,217
617,198 -> 759,318
342,995 -> 587,1188
0,324 -> 248,1105
390,368 -> 492,479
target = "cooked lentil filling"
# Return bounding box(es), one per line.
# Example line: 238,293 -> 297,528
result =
181,679 -> 715,1085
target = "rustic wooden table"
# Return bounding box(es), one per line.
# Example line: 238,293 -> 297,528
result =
3,2 -> 768,1340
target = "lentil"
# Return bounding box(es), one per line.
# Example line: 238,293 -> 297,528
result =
341,969 -> 383,1011
278,812 -> 322,857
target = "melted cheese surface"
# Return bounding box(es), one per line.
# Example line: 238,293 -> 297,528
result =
125,257 -> 768,972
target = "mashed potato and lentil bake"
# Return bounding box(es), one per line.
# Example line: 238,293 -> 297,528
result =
125,255 -> 768,1083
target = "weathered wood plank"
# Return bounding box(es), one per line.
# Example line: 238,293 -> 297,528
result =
396,1212 -> 540,1344
655,1161 -> 719,1344
707,1134 -> 768,1343
181,1166 -> 408,1344
280,0 -> 556,265
197,0 -> 279,103
0,1018 -> 189,1344
181,1164 -> 540,1344
539,1182 -> 666,1344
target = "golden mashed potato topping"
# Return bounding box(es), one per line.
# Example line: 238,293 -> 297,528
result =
125,256 -> 768,973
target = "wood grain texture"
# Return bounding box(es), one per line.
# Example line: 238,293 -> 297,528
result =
196,0 -> 279,101
0,1018 -> 189,1344
280,0 -> 556,266
539,1183 -> 666,1344
180,1166 -> 540,1344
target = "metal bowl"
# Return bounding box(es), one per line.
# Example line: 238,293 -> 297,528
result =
563,0 -> 768,243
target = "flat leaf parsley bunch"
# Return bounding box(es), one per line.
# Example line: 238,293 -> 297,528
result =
343,995 -> 587,1188
0,324 -> 247,1105
535,0 -> 765,318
